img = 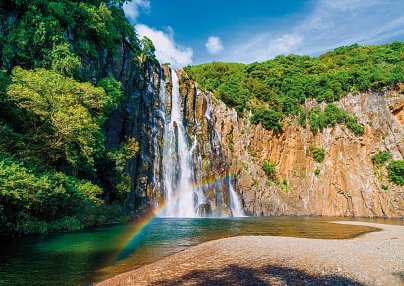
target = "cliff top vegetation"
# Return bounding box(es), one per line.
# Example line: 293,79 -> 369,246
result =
185,42 -> 403,133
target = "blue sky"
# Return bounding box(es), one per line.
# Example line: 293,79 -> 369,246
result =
124,0 -> 404,67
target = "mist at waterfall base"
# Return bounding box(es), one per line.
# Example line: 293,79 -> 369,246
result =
156,69 -> 244,218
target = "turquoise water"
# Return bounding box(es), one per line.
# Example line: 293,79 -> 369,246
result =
0,216 -> 401,286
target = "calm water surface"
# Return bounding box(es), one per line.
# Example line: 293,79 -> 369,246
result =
0,216 -> 402,286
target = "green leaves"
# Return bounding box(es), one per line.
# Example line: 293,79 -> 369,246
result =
262,161 -> 277,180
0,153 -> 102,234
308,104 -> 364,136
7,67 -> 106,169
307,146 -> 325,163
0,0 -> 144,234
1,0 -> 141,70
251,108 -> 284,132
370,152 -> 402,186
140,36 -> 156,59
186,42 -> 403,134
48,43 -> 81,77
97,76 -> 123,116
387,160 -> 404,185
371,151 -> 391,166
106,138 -> 139,199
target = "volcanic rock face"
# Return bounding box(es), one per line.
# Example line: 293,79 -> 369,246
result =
106,53 -> 403,218
80,40 -> 166,214
206,89 -> 404,217
177,72 -> 233,216
118,66 -> 234,216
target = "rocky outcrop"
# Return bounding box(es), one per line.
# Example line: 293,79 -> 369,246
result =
128,64 -> 403,218
107,66 -> 234,217
204,88 -> 404,218
177,71 -> 233,216
96,48 -> 403,218
78,40 -> 165,214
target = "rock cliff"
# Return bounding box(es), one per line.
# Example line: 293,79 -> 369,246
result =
79,40 -> 164,214
204,87 -> 404,217
106,59 -> 403,218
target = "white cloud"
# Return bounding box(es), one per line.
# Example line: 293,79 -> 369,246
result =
123,0 -> 150,22
135,24 -> 193,67
267,34 -> 304,58
218,0 -> 404,63
205,36 -> 224,54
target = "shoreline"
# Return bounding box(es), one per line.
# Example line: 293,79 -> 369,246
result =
97,221 -> 404,286
1,215 -> 402,238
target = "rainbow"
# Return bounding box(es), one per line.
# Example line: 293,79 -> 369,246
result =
192,174 -> 234,189
113,173 -> 235,263
112,201 -> 168,264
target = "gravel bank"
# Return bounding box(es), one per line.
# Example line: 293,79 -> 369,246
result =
97,222 -> 404,286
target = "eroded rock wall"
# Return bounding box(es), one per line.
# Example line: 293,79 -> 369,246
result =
89,42 -> 164,214
122,63 -> 403,218
176,71 -> 233,216
206,89 -> 404,218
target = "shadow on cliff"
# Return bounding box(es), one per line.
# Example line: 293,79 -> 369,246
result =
155,264 -> 364,286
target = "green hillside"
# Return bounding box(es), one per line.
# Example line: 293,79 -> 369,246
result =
185,42 -> 403,134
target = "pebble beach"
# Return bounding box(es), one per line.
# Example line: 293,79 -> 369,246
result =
98,221 -> 404,286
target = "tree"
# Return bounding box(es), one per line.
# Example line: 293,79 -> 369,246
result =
251,107 -> 284,132
185,42 -> 402,134
140,36 -> 156,58
7,67 -> 107,170
97,76 -> 123,116
47,43 -> 81,77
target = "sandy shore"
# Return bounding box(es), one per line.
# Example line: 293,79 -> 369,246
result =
98,222 -> 404,286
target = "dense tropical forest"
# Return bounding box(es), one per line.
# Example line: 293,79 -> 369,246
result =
0,0 -> 155,234
0,0 -> 403,235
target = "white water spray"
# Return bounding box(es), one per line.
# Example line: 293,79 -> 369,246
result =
161,71 -> 197,217
228,176 -> 245,217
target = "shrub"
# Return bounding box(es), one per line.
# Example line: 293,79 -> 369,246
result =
262,161 -> 277,180
314,167 -> 321,176
381,184 -> 389,190
251,108 -> 284,132
345,119 -> 365,136
308,145 -> 325,163
308,104 -> 364,136
0,153 -> 102,234
371,151 -> 391,165
280,179 -> 289,193
97,76 -> 123,116
387,160 -> 404,185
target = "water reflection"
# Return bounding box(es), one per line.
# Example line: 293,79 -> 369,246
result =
0,216 -> 401,286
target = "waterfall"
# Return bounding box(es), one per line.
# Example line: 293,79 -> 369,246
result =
228,176 -> 245,217
161,70 -> 198,217
151,68 -> 166,210
155,68 -> 245,218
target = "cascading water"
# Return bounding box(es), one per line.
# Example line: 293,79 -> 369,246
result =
228,175 -> 245,217
156,67 -> 245,218
161,70 -> 199,217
